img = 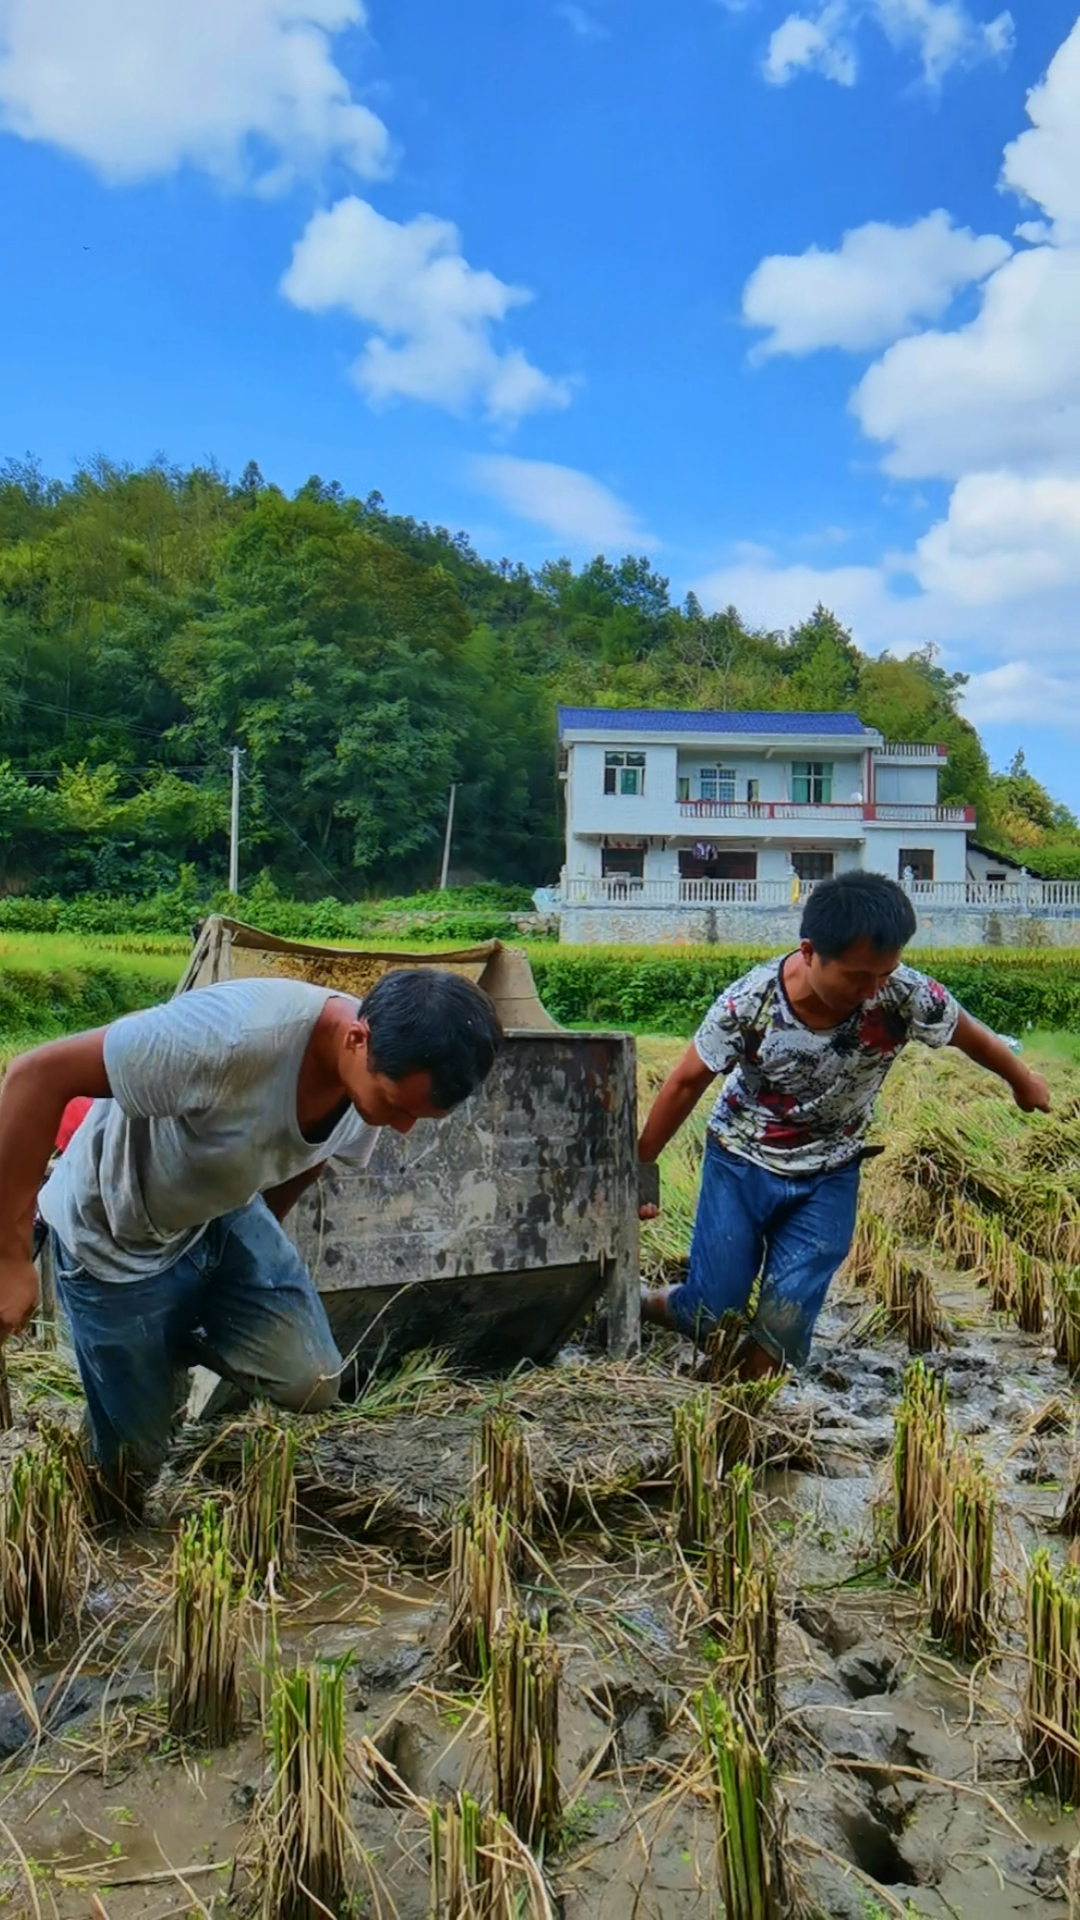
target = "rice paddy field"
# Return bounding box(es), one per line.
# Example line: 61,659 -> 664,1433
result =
6,970 -> 1080,1913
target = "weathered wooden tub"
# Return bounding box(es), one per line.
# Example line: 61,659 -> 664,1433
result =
178,918 -> 640,1385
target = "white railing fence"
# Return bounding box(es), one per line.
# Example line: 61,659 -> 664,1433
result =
560,877 -> 1080,913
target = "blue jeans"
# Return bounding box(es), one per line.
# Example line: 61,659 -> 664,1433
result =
52,1197 -> 343,1482
667,1135 -> 861,1366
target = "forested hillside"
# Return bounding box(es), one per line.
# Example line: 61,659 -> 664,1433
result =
1,455 -> 1077,896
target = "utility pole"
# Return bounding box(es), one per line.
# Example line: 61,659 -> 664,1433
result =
439,783 -> 457,891
229,746 -> 245,895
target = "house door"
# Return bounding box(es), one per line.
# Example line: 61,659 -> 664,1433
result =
791,851 -> 835,883
678,850 -> 757,881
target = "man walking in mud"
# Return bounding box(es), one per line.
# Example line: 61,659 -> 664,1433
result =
0,967 -> 502,1498
639,871 -> 1050,1377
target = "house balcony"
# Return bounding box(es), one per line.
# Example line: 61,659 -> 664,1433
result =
675,801 -> 975,827
571,792 -> 976,840
560,876 -> 1080,912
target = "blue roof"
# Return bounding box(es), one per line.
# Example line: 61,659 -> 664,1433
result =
557,706 -> 871,738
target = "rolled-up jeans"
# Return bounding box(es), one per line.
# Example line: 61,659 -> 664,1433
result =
666,1133 -> 861,1367
51,1196 -> 343,1483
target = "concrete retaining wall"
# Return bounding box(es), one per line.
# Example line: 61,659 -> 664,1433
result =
559,905 -> 1080,949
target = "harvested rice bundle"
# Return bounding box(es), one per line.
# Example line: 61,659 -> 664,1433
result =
261,1658 -> 351,1920
926,1442 -> 995,1660
892,1360 -> 947,1583
168,1500 -> 246,1746
672,1391 -> 718,1551
236,1414 -> 297,1585
477,1407 -> 535,1571
1054,1268 -> 1080,1376
430,1794 -> 552,1920
1015,1249 -> 1049,1337
1024,1551 -> 1080,1804
489,1613 -> 561,1851
445,1494 -> 514,1680
0,1423 -> 85,1652
698,1686 -> 788,1920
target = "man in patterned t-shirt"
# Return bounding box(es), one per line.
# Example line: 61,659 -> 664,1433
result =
638,872 -> 1050,1377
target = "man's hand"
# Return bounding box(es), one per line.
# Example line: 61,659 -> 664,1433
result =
638,1159 -> 661,1222
0,1254 -> 40,1341
1012,1067 -> 1051,1114
951,1012 -> 1051,1117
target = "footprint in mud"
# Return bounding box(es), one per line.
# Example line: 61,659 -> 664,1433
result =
836,1643 -> 900,1700
837,1805 -> 920,1887
595,1682 -> 671,1767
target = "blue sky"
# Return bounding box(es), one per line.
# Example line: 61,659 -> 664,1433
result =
2,0 -> 1080,802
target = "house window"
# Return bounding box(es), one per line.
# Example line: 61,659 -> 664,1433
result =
791,760 -> 833,804
986,871 -> 1007,885
700,765 -> 737,802
746,779 -> 760,803
677,775 -> 690,802
604,751 -> 645,796
791,851 -> 834,882
900,849 -> 935,882
601,846 -> 645,880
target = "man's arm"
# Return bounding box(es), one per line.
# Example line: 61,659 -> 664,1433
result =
0,1030 -> 112,1338
638,1042 -> 717,1191
262,1162 -> 326,1224
951,1009 -> 1050,1112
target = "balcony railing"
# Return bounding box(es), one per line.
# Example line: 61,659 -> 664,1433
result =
678,800 -> 864,822
675,800 -> 974,824
561,877 -> 1080,912
877,743 -> 947,759
870,804 -> 973,823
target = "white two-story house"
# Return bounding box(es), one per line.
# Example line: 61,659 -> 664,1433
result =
557,706 -> 974,908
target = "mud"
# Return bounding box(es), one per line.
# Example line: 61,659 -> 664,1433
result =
3,1267 -> 1080,1918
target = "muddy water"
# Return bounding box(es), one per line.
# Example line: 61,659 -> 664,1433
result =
3,1276 -> 1080,1918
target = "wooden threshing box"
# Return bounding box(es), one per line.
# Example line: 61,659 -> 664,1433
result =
178,918 -> 640,1385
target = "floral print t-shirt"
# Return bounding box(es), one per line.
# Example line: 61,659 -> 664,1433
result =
694,956 -> 960,1176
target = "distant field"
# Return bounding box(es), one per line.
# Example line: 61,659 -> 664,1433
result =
0,931 -> 188,977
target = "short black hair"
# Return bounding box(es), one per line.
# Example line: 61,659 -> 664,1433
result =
363,968 -> 503,1109
800,871 -> 917,960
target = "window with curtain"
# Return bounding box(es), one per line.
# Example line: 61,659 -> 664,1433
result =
791,760 -> 833,804
603,751 -> 646,795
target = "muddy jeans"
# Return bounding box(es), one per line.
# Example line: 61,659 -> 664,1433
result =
51,1196 -> 343,1483
666,1134 -> 861,1366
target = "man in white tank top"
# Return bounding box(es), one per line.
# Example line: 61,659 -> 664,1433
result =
0,968 -> 502,1498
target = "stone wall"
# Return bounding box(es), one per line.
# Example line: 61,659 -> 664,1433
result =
558,904 -> 1080,949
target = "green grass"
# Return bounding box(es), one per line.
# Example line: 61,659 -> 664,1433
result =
0,935 -> 182,1053
0,932 -> 188,976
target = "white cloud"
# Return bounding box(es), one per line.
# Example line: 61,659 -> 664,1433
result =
855,244 -> 1080,480
0,0 -> 389,189
707,19 -> 1080,770
764,0 -> 1013,89
281,198 -> 572,422
962,662 -> 1080,731
1001,16 -> 1080,240
913,471 -> 1080,606
743,211 -> 1010,356
764,4 -> 856,84
470,456 -> 650,550
692,551 -> 917,644
848,22 -> 1080,482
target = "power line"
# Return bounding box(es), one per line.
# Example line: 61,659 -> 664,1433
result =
243,768 -> 361,906
9,693 -> 179,740
12,763 -> 213,779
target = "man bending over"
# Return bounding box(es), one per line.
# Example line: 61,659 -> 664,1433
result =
639,872 -> 1049,1376
0,969 -> 502,1491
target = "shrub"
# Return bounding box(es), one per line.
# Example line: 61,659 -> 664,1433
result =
528,945 -> 1080,1036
